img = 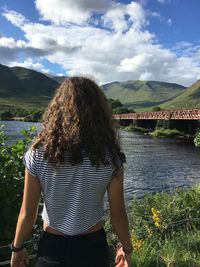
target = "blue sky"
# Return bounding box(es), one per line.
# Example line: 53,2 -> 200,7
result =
0,0 -> 200,86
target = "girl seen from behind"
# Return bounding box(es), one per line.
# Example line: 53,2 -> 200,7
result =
10,77 -> 132,267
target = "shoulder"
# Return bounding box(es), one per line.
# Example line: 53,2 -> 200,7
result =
106,150 -> 125,177
24,145 -> 44,177
25,145 -> 44,160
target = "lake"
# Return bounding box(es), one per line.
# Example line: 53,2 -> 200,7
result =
1,120 -> 200,204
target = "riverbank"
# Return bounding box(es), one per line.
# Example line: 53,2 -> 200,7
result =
1,124 -> 200,266
0,116 -> 40,122
122,124 -> 195,142
0,116 -> 26,121
2,184 -> 200,266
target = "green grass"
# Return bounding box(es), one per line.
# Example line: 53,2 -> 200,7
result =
123,125 -> 150,133
102,80 -> 185,110
0,63 -> 58,112
149,127 -> 183,138
106,185 -> 200,266
161,80 -> 200,110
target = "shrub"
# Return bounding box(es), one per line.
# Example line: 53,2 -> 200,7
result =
194,130 -> 200,147
0,125 -> 37,244
150,127 -> 183,138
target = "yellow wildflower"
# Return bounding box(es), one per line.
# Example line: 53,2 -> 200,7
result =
131,229 -> 144,251
144,223 -> 153,237
151,207 -> 162,228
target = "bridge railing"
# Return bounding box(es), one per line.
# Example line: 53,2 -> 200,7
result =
113,108 -> 200,120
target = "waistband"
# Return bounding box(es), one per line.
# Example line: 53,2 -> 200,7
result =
41,228 -> 106,241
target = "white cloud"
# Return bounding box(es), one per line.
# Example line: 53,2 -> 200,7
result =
173,42 -> 200,57
167,18 -> 172,26
139,72 -> 153,80
117,45 -> 200,85
0,36 -> 27,63
102,2 -> 146,32
1,2 -> 200,86
0,37 -> 18,48
8,58 -> 51,73
35,0 -> 114,25
2,9 -> 27,27
157,0 -> 171,3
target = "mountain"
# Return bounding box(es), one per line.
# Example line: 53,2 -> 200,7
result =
102,80 -> 186,110
160,80 -> 200,109
50,76 -> 66,84
0,64 -> 59,112
0,64 -> 195,114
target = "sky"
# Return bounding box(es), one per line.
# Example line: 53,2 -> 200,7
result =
0,0 -> 200,86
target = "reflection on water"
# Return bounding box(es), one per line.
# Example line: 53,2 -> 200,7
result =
121,131 -> 200,202
1,121 -> 200,203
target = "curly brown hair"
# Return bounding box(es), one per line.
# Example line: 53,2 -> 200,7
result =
32,76 -> 125,167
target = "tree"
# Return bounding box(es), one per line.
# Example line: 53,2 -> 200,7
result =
108,99 -> 123,109
152,106 -> 162,112
0,110 -> 13,119
112,107 -> 135,114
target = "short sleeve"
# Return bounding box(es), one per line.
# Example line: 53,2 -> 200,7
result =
111,154 -> 124,177
24,148 -> 38,177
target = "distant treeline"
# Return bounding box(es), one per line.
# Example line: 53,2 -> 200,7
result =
0,98 -> 163,122
0,108 -> 44,122
108,98 -> 135,114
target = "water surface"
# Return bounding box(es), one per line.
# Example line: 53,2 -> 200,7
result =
2,120 -> 200,203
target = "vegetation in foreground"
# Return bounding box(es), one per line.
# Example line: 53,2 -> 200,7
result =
0,125 -> 39,263
1,126 -> 200,266
106,185 -> 200,266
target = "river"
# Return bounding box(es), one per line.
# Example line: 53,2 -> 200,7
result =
1,120 -> 200,203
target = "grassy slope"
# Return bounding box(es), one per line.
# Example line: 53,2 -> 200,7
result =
102,80 -> 186,110
160,79 -> 200,109
50,76 -> 66,84
3,63 -> 200,112
0,64 -> 59,111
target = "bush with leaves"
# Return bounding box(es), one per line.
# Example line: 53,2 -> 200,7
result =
194,129 -> 200,147
106,185 -> 200,266
0,125 -> 38,244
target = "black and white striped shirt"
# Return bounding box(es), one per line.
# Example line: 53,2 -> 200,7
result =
24,146 -> 122,235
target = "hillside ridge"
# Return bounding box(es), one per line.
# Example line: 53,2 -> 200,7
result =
1,63 -> 200,113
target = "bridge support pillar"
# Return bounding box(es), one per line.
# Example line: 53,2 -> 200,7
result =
118,119 -> 133,127
156,120 -> 170,129
136,119 -> 157,130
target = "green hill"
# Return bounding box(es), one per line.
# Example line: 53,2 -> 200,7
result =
0,64 -> 59,112
1,64 -> 195,115
102,80 -> 186,110
160,80 -> 200,109
50,76 -> 66,84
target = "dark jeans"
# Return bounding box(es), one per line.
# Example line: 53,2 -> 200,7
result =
35,229 -> 109,267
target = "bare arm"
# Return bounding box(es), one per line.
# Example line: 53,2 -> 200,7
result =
107,168 -> 132,250
13,168 -> 41,247
11,168 -> 41,267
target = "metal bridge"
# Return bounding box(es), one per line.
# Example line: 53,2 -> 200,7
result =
113,108 -> 200,120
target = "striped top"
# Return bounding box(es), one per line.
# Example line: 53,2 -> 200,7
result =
24,146 -> 122,235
